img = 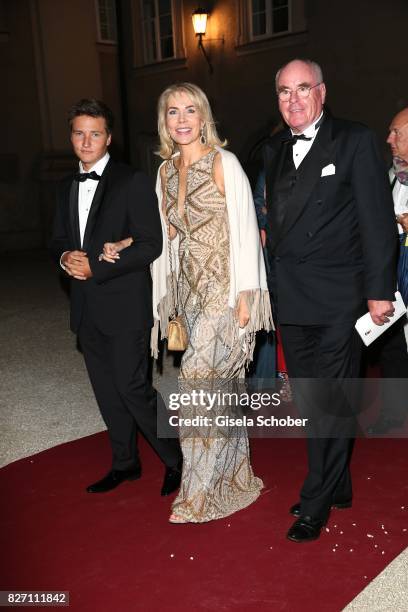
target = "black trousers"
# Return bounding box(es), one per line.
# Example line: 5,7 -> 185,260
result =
280,323 -> 362,520
78,312 -> 181,471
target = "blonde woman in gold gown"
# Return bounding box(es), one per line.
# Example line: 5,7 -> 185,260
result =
154,83 -> 274,524
103,83 -> 272,524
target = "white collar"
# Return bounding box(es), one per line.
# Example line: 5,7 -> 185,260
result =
79,152 -> 110,175
291,111 -> 324,138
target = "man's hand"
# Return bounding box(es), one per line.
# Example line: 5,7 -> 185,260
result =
260,229 -> 267,248
367,299 -> 395,326
62,250 -> 93,280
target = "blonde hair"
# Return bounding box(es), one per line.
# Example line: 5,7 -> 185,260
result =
156,82 -> 227,159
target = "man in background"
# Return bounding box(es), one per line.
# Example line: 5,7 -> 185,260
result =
367,108 -> 408,434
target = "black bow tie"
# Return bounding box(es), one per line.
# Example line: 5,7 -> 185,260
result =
283,134 -> 313,146
74,170 -> 101,182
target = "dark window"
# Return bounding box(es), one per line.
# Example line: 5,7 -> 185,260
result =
141,0 -> 175,63
96,0 -> 117,43
250,0 -> 290,39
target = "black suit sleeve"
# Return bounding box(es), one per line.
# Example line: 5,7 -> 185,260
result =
352,129 -> 397,300
90,172 -> 163,283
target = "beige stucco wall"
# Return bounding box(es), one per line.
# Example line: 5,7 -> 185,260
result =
2,0 -> 122,251
34,0 -> 103,151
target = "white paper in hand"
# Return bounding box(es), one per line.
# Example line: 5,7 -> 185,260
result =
355,291 -> 407,346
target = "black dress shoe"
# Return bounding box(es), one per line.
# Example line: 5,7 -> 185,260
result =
287,516 -> 325,543
161,461 -> 182,496
289,499 -> 352,517
86,467 -> 141,493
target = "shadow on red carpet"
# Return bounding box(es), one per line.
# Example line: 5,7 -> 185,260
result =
1,435 -> 407,611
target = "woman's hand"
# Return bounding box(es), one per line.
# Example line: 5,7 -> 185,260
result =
396,213 -> 408,233
168,223 -> 178,240
100,237 -> 133,263
236,294 -> 250,328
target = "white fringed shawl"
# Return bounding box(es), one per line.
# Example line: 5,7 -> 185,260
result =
151,146 -> 274,361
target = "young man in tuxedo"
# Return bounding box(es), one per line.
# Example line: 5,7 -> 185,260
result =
51,99 -> 181,495
264,60 -> 397,542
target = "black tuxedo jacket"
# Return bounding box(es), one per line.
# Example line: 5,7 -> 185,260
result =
264,113 -> 398,325
50,159 -> 162,334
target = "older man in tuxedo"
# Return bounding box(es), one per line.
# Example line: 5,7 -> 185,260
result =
51,99 -> 181,495
367,107 -> 408,434
264,60 -> 397,542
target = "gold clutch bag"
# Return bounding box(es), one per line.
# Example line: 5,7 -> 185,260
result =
166,219 -> 188,351
167,315 -> 188,351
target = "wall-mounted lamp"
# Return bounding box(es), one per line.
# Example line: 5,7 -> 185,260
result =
192,8 -> 209,36
192,8 -> 213,74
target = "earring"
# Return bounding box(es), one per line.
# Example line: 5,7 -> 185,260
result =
200,125 -> 207,146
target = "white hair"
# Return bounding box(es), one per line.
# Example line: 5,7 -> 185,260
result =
275,59 -> 324,90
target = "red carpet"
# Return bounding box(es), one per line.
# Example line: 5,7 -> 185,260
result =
1,435 -> 407,611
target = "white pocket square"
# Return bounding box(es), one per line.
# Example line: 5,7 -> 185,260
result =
321,163 -> 336,177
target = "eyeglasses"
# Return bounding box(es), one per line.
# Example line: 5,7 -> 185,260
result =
277,83 -> 322,102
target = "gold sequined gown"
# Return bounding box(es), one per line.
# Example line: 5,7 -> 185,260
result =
165,149 -> 263,523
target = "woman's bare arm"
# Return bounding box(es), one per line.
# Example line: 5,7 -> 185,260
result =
213,152 -> 225,196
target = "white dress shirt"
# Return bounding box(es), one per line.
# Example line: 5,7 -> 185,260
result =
390,169 -> 408,234
78,153 -> 110,246
60,152 -> 110,270
291,111 -> 323,169
389,169 -> 408,347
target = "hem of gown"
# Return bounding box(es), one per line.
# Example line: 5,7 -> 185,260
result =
170,477 -> 264,524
